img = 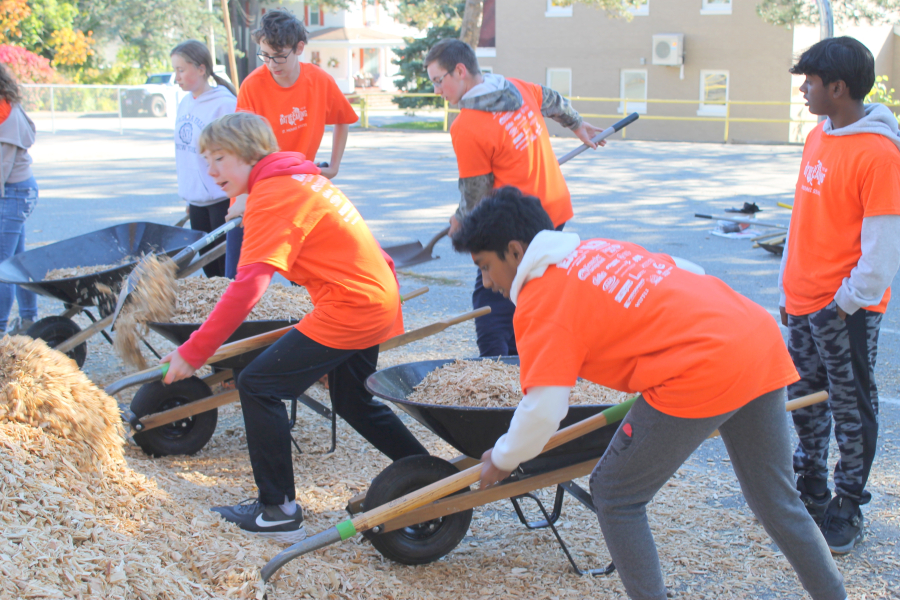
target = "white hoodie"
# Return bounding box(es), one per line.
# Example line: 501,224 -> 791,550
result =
174,85 -> 236,206
492,231 -> 581,471
778,103 -> 900,315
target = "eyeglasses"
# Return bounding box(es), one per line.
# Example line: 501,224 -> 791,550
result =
257,51 -> 292,64
431,71 -> 451,87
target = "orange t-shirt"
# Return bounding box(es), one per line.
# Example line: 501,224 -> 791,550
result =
450,78 -> 573,228
784,123 -> 900,315
0,100 -> 11,124
238,173 -> 400,349
514,239 -> 799,419
236,64 -> 358,161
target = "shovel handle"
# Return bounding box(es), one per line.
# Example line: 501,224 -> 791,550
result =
401,287 -> 429,303
171,217 -> 242,267
694,214 -> 787,230
557,112 -> 639,166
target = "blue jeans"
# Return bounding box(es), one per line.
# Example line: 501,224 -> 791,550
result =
0,177 -> 38,332
472,221 -> 565,357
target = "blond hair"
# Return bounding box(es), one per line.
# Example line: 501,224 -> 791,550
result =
199,112 -> 279,164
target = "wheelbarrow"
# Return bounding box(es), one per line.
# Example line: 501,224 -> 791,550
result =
0,222 -> 204,367
106,297 -> 490,458
259,355 -> 830,583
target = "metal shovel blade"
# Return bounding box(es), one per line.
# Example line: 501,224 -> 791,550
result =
382,226 -> 450,269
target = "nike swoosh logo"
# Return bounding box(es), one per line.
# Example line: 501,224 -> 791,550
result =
255,514 -> 294,528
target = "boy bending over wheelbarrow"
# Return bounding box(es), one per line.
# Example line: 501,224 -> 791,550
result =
451,187 -> 846,600
160,112 -> 428,543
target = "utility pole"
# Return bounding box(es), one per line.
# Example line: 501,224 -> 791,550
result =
208,0 -> 216,66
816,0 -> 833,40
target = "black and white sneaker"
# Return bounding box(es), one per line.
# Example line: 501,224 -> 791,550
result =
211,499 -> 306,544
821,496 -> 864,554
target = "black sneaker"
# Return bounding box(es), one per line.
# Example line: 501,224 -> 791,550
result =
800,492 -> 831,525
797,477 -> 831,526
211,498 -> 306,544
821,496 -> 864,554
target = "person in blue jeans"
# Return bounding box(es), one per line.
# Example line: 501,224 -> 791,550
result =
0,64 -> 38,335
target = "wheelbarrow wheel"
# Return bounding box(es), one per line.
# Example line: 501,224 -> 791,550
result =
27,316 -> 87,368
130,377 -> 216,457
362,455 -> 472,565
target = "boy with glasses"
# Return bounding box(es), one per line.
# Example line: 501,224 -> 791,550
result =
225,8 -> 359,276
424,38 -> 602,358
237,9 -> 357,180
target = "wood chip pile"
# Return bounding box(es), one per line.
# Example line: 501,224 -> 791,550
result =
45,258 -> 135,281
113,255 -> 178,369
171,277 -> 313,323
0,335 -> 123,463
407,359 -> 631,407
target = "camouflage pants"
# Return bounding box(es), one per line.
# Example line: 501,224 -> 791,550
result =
787,301 -> 881,504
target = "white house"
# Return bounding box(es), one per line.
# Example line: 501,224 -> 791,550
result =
272,1 -> 422,93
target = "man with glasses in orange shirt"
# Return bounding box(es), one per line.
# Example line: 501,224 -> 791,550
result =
425,38 -> 602,358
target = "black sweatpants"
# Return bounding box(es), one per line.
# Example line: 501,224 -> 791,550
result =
188,199 -> 229,278
235,328 -> 429,505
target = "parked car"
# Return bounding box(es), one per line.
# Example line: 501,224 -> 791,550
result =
120,67 -> 233,117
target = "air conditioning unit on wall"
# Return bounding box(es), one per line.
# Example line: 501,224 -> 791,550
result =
652,34 -> 684,66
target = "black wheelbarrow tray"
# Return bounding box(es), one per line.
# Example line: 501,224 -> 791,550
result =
350,356 -> 623,574
0,222 -> 203,367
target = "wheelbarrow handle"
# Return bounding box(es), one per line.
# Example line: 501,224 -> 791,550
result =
260,395 -> 638,581
106,306 -> 486,396
557,112 -> 639,166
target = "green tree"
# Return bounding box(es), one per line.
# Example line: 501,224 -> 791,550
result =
757,0 -> 900,27
80,0 -> 220,74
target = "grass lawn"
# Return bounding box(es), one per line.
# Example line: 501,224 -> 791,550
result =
377,121 -> 444,130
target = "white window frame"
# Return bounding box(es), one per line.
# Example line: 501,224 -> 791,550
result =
545,0 -> 573,17
546,68 -> 572,97
619,69 -> 648,114
475,47 -> 496,58
700,0 -> 732,15
629,0 -> 649,16
698,70 -> 729,116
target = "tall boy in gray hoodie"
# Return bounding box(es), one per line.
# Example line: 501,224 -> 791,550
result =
779,36 -> 900,554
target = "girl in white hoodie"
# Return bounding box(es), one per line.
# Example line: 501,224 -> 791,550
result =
172,40 -> 237,277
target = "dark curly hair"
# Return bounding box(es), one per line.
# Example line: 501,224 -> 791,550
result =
451,187 -> 553,259
252,9 -> 308,52
790,36 -> 875,101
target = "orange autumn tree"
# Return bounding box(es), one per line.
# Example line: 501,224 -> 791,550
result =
0,0 -> 31,42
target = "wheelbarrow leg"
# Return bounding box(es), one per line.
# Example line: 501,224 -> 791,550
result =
510,490 -> 615,577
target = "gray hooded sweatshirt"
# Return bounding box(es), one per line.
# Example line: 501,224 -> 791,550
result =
454,73 -> 584,219
778,103 -> 900,315
0,103 -> 36,196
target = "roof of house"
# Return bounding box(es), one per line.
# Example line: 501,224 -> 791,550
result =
307,27 -> 405,45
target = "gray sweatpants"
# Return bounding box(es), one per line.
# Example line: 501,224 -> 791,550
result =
589,389 -> 845,600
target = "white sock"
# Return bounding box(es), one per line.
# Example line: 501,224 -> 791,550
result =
280,497 -> 297,516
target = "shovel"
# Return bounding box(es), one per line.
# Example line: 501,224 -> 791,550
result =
260,388 -> 828,582
109,217 -> 243,327
381,112 -> 641,269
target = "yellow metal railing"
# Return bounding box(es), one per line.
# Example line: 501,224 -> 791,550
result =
351,92 -> 900,142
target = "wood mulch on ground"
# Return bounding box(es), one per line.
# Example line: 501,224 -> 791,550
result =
4,288 -> 898,599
